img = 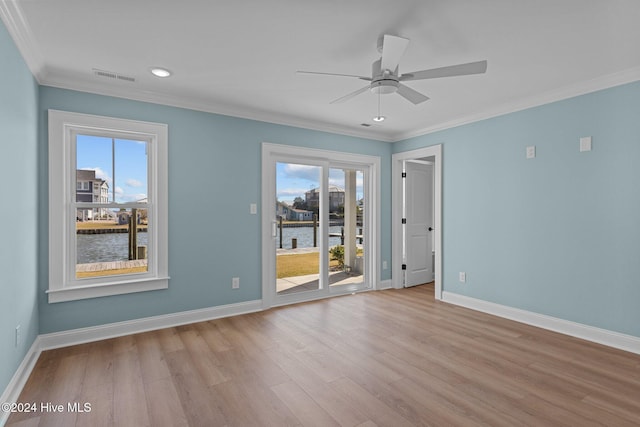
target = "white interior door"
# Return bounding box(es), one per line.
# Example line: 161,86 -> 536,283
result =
404,161 -> 434,287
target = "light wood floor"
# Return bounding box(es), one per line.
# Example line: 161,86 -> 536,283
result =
7,284 -> 640,426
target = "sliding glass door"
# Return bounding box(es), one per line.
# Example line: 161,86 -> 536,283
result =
275,161 -> 323,295
327,167 -> 365,291
262,144 -> 379,308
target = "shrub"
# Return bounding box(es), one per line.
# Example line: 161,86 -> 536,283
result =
329,245 -> 345,270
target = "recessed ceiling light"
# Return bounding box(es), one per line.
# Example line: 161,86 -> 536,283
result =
150,67 -> 171,78
372,116 -> 385,122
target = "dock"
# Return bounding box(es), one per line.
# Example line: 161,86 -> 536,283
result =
76,259 -> 147,272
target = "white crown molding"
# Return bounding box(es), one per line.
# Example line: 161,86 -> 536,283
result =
4,0 -> 639,144
39,73 -> 396,143
442,291 -> 640,355
39,65 -> 640,145
0,0 -> 45,81
395,66 -> 640,142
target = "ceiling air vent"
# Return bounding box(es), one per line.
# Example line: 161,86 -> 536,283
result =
92,69 -> 136,83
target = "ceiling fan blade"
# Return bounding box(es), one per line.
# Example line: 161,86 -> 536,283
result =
400,60 -> 488,81
297,70 -> 371,81
330,85 -> 371,104
381,35 -> 409,73
396,83 -> 429,104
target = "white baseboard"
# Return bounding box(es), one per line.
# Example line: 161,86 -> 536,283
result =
378,279 -> 393,290
0,338 -> 41,427
38,299 -> 263,350
442,291 -> 640,355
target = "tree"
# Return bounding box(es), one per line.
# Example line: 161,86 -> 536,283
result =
292,196 -> 307,210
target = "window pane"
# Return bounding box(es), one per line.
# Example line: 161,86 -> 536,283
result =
275,162 -> 321,294
76,135 -> 112,202
328,168 -> 364,287
114,139 -> 148,203
76,135 -> 148,204
75,208 -> 148,279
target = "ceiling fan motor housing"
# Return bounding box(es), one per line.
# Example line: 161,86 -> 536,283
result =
370,59 -> 399,94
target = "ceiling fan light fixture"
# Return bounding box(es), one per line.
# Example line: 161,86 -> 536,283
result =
150,67 -> 172,78
370,79 -> 399,95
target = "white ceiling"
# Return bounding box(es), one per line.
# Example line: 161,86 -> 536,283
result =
2,0 -> 640,142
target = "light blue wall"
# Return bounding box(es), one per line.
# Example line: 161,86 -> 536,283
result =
38,87 -> 392,333
395,81 -> 640,338
0,21 -> 39,394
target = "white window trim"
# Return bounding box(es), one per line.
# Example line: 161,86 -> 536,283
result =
48,110 -> 169,303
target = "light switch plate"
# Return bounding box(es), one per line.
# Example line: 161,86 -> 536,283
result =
526,146 -> 536,159
580,136 -> 592,152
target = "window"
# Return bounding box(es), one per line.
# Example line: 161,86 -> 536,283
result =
48,110 -> 169,303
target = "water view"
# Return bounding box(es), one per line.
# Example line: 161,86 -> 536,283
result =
77,232 -> 148,264
276,225 -> 359,249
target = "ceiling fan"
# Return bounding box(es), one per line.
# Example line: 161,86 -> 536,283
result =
298,34 -> 487,105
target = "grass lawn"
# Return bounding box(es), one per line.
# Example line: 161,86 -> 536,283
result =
277,252 -> 340,278
76,221 -> 148,231
76,266 -> 148,278
77,252 -> 327,279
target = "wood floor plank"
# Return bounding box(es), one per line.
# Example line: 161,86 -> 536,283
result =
112,347 -> 150,427
329,377 -> 415,427
271,381 -> 341,427
35,353 -> 87,427
76,382 -> 113,427
178,326 -> 228,387
135,331 -> 172,384
163,349 -> 227,426
7,284 -> 640,426
264,345 -> 369,426
82,340 -> 114,390
143,378 -> 189,427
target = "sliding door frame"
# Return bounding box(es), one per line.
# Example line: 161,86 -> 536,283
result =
261,142 -> 381,309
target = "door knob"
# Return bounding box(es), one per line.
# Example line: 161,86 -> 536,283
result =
428,227 -> 434,231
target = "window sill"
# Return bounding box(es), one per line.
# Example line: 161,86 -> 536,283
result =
47,276 -> 169,303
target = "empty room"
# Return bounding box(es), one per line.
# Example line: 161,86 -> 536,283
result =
2,1 -> 640,426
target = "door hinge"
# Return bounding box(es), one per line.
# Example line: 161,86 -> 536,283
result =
401,172 -> 407,178
402,264 -> 407,270
401,218 -> 406,224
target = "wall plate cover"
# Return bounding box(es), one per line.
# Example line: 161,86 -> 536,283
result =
580,137 -> 592,152
526,146 -> 536,159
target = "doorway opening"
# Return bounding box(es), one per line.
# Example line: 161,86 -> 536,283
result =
392,145 -> 442,299
262,143 -> 380,309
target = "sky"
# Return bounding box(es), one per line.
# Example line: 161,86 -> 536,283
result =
76,142 -> 362,206
276,162 -> 364,205
76,134 -> 148,203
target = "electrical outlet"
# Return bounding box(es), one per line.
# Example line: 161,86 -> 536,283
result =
232,277 -> 240,289
15,325 -> 21,347
459,272 -> 466,283
382,261 -> 388,270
